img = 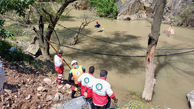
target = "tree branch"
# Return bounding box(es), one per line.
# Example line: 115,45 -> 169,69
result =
42,8 -> 54,24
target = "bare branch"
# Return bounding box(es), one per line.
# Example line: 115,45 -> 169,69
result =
42,8 -> 54,24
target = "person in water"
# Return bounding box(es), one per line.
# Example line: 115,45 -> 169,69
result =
95,21 -> 101,28
165,24 -> 175,37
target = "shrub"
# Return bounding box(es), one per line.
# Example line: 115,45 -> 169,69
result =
0,41 -> 31,62
90,0 -> 117,18
0,20 -> 14,39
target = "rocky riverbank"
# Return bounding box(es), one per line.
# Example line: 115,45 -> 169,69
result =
0,58 -> 73,109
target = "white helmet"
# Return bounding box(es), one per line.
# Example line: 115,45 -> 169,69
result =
71,60 -> 78,66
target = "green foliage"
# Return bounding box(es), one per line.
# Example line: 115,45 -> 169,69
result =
0,20 -> 14,39
0,0 -> 34,16
35,2 -> 56,23
0,0 -> 34,39
90,0 -> 117,18
179,5 -> 194,23
0,40 -> 31,62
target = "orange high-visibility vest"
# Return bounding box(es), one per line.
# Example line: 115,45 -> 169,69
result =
72,66 -> 84,84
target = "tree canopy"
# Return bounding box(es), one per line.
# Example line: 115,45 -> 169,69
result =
0,0 -> 34,39
0,0 -> 34,16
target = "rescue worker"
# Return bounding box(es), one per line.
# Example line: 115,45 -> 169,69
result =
92,70 -> 118,109
165,24 -> 175,37
95,21 -> 101,28
68,60 -> 85,98
78,66 -> 96,103
54,50 -> 64,85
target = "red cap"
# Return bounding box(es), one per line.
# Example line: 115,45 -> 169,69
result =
96,21 -> 98,23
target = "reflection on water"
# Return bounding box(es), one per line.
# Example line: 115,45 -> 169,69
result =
53,9 -> 194,109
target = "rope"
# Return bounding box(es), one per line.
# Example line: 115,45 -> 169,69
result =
49,40 -> 194,58
57,24 -> 194,51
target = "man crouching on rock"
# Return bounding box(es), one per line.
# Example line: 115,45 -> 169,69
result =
54,50 -> 64,85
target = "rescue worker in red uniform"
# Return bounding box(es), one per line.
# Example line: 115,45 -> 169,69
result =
68,60 -> 85,98
54,50 -> 64,85
78,66 -> 96,104
92,70 -> 118,109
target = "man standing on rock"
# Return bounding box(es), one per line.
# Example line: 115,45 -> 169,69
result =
92,70 -> 118,109
78,66 -> 96,103
68,60 -> 85,98
54,50 -> 64,85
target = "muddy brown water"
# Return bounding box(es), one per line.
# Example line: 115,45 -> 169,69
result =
13,9 -> 194,109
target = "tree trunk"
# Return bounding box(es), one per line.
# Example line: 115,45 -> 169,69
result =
142,0 -> 166,101
33,0 -> 76,59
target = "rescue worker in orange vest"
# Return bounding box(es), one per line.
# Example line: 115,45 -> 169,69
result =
54,50 -> 64,85
92,70 -> 118,109
78,66 -> 96,104
68,60 -> 85,98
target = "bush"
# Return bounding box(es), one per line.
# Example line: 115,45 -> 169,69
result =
90,0 -> 117,18
0,20 -> 14,39
0,40 -> 32,63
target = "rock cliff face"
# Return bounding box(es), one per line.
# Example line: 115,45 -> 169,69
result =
117,0 -> 194,27
72,0 -> 89,10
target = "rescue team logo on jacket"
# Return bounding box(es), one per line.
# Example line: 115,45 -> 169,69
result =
84,77 -> 89,84
75,71 -> 81,76
96,83 -> 103,91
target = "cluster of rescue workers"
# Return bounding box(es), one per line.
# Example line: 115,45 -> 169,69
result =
54,50 -> 118,109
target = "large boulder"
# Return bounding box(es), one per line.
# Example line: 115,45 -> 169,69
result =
117,0 -> 194,27
117,0 -> 152,20
72,0 -> 89,10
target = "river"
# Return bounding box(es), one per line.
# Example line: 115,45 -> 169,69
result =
14,8 -> 194,109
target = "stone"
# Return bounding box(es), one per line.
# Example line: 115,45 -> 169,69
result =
37,86 -> 47,92
37,93 -> 42,97
187,90 -> 194,109
72,0 -> 89,10
53,92 -> 66,101
26,44 -> 40,55
4,89 -> 12,93
46,95 -> 53,101
63,96 -> 91,109
64,84 -> 71,89
25,95 -> 31,100
9,46 -> 17,52
43,78 -> 52,85
37,86 -> 44,91
51,104 -> 64,109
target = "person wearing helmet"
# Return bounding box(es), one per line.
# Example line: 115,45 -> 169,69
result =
95,21 -> 101,28
54,50 -> 64,85
68,60 -> 85,98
